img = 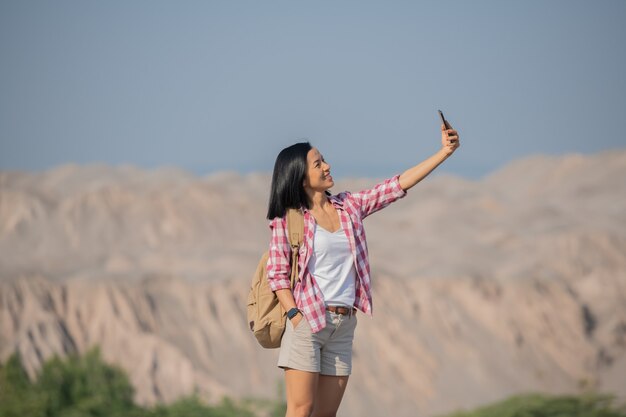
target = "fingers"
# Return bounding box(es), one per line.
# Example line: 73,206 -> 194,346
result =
445,129 -> 459,141
440,124 -> 460,153
444,128 -> 459,149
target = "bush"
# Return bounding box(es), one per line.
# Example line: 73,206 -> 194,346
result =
0,348 -> 262,417
0,353 -> 46,417
439,391 -> 626,417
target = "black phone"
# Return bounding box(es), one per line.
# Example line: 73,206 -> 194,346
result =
438,109 -> 452,130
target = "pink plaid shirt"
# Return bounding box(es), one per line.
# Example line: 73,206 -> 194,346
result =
266,174 -> 407,333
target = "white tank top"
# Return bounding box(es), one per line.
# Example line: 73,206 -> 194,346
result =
307,225 -> 356,307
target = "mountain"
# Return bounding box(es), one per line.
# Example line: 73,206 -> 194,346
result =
1,149 -> 625,417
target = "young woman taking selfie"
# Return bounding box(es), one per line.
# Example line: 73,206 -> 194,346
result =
266,121 -> 460,417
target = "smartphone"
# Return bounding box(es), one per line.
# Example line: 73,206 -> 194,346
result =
438,109 -> 452,130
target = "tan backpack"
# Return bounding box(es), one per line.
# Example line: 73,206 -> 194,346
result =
247,208 -> 304,349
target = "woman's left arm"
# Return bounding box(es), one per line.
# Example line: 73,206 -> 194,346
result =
399,124 -> 460,191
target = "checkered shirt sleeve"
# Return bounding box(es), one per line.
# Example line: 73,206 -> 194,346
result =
348,174 -> 407,219
266,216 -> 292,292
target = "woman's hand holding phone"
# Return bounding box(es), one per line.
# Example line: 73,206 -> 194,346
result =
438,110 -> 460,156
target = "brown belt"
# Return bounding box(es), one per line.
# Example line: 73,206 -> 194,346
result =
326,306 -> 357,317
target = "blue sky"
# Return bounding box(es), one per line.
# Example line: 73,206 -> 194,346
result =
1,0 -> 625,180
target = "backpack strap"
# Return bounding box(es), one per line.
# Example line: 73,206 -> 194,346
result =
286,208 -> 304,290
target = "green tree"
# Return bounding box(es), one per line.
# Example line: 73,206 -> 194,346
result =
149,395 -> 255,417
440,391 -> 626,417
0,348 -> 263,417
0,353 -> 46,417
35,347 -> 137,417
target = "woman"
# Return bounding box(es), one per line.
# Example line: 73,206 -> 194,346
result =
266,123 -> 460,417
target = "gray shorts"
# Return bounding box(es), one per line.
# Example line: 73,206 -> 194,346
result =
278,310 -> 357,376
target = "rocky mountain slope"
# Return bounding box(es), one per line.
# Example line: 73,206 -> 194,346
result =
1,149 -> 625,417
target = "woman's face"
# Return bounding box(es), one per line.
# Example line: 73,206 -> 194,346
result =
303,147 -> 334,193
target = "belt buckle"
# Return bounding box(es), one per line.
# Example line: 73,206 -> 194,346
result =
328,305 -> 353,317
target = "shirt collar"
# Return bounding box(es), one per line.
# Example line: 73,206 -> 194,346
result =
301,194 -> 345,213
327,194 -> 345,210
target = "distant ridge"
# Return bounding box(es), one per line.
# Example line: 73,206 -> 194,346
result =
1,149 -> 625,417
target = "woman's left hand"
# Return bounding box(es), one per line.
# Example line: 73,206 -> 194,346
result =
441,124 -> 460,156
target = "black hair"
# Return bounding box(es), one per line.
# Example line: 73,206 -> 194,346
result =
266,142 -> 313,220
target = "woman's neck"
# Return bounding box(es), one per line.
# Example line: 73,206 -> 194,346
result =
307,190 -> 328,211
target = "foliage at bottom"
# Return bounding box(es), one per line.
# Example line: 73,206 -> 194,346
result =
0,348 -> 284,417
2,348 -> 625,417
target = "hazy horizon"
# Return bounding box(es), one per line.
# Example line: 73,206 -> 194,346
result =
3,147 -> 626,185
